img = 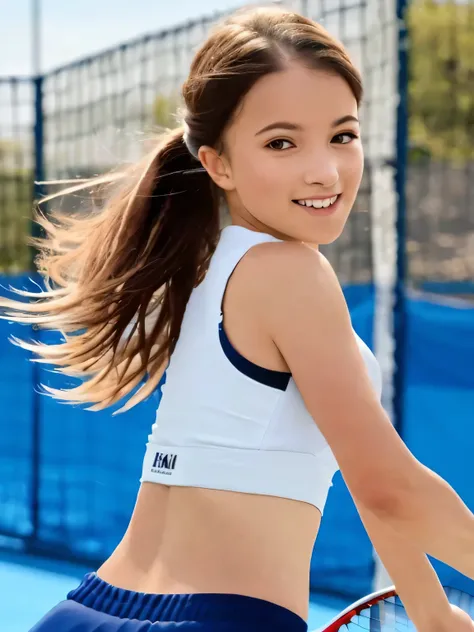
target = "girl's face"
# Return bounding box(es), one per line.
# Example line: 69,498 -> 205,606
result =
201,63 -> 363,246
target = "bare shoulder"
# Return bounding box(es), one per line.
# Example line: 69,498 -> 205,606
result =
238,240 -> 349,325
242,239 -> 331,275
237,239 -> 417,511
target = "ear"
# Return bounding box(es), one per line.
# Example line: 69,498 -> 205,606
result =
198,145 -> 235,191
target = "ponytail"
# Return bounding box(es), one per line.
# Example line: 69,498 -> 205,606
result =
0,128 -> 220,412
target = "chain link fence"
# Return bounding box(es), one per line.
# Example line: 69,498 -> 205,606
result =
3,2 -> 472,289
0,78 -> 34,271
1,0 -> 396,288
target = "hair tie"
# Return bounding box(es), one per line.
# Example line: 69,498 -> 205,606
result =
182,121 -> 200,160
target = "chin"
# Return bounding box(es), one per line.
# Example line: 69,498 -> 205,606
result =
300,224 -> 346,246
317,232 -> 344,245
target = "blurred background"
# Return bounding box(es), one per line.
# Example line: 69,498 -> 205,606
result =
0,0 -> 473,630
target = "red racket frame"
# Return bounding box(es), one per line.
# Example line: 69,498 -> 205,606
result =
319,586 -> 397,631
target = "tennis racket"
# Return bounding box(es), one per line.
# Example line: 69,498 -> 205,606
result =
317,585 -> 474,631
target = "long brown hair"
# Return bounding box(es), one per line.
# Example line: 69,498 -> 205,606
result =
0,7 -> 363,412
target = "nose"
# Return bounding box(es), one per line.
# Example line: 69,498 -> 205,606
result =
303,150 -> 339,188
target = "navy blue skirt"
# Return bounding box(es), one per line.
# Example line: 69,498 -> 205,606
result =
29,572 -> 308,631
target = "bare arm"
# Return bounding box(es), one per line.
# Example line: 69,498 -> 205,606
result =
356,501 -> 452,631
246,242 -> 474,578
364,463 -> 474,579
357,503 -> 474,630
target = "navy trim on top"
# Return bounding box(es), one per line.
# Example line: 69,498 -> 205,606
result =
218,321 -> 291,391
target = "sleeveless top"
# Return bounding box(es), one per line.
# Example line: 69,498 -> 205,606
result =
140,225 -> 382,512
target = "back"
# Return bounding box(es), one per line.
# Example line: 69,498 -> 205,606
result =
98,225 -> 382,619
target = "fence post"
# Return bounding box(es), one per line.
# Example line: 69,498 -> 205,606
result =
28,74 -> 45,551
32,75 -> 45,242
393,0 -> 409,437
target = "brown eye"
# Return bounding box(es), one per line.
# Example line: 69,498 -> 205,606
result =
332,132 -> 358,144
267,139 -> 294,151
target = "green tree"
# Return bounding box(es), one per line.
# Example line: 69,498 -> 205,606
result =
0,139 -> 22,167
0,139 -> 33,272
152,93 -> 181,130
408,0 -> 474,162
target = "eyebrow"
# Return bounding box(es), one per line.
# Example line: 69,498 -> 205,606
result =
255,115 -> 359,136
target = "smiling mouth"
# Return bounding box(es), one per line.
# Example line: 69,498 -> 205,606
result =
292,194 -> 342,211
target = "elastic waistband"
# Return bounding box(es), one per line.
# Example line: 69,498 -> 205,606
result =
67,572 -> 308,630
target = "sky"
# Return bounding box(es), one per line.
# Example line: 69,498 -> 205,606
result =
0,0 -> 250,76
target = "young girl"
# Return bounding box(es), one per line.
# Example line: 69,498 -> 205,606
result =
2,6 -> 474,632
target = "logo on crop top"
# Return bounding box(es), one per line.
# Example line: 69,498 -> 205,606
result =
151,451 -> 177,475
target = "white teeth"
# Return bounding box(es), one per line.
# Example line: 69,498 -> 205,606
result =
297,195 -> 339,208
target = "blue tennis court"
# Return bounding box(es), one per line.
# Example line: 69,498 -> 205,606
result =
0,551 -> 347,632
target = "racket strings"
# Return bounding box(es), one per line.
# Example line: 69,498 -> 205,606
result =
338,598 -> 413,631
344,611 -> 413,631
343,618 -> 413,631
341,588 -> 474,631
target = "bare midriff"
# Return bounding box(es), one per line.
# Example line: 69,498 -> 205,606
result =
97,482 -> 322,620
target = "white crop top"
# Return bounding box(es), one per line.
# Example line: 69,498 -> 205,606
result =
141,225 -> 382,512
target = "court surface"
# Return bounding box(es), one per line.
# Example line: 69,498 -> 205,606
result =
0,551 -> 346,631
